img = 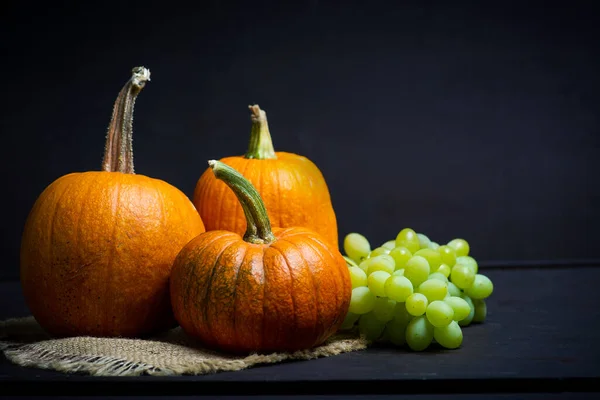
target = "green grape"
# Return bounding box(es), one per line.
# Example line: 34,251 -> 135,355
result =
414,248 -> 442,271
447,238 -> 470,257
428,241 -> 440,250
340,312 -> 360,330
389,246 -> 412,270
417,279 -> 448,302
472,299 -> 487,322
384,275 -> 413,302
405,293 -> 428,316
349,287 -> 376,314
393,302 -> 413,325
426,300 -> 454,327
404,255 -> 430,287
456,255 -> 478,274
428,272 -> 448,283
450,264 -> 475,289
373,297 -> 397,322
393,268 -> 405,276
358,258 -> 371,273
386,315 -> 409,346
358,312 -> 386,341
458,294 -> 475,327
381,240 -> 397,250
447,281 -> 461,297
437,263 -> 451,278
434,320 -> 463,349
367,254 -> 396,275
464,274 -> 494,299
416,233 -> 431,249
343,256 -> 359,267
379,327 -> 391,343
344,233 -> 371,262
367,271 -> 391,297
437,245 -> 457,267
444,296 -> 471,321
405,315 -> 434,351
370,246 -> 391,258
348,266 -> 368,288
395,228 -> 421,254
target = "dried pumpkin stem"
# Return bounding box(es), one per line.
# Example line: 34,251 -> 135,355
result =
101,66 -> 151,174
245,104 -> 277,160
208,160 -> 276,244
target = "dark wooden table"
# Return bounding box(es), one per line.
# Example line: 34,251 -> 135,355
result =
1,265 -> 599,399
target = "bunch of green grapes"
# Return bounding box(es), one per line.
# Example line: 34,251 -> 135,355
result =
340,228 -> 493,352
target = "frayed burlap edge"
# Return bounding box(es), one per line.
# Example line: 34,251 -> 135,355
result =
0,316 -> 367,377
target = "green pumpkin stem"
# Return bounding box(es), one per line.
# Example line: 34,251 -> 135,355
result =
245,104 -> 277,160
101,66 -> 151,174
208,160 -> 276,244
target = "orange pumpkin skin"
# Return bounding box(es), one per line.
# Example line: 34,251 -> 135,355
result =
193,153 -> 339,249
170,227 -> 351,353
20,171 -> 205,338
193,105 -> 338,249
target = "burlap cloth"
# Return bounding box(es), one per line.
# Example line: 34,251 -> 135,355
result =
0,316 -> 367,377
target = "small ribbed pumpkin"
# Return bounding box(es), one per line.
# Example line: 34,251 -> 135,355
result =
20,67 -> 205,338
171,160 -> 351,353
192,105 -> 339,249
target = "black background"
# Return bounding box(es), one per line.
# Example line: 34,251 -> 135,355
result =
1,0 -> 598,281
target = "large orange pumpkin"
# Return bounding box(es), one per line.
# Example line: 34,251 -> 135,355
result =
20,67 -> 205,338
171,160 -> 351,353
193,105 -> 339,249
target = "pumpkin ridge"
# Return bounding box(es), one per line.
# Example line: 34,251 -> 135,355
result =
201,170 -> 217,229
103,175 -> 123,333
144,177 -> 175,330
185,232 -> 232,336
214,166 -> 233,233
282,155 -> 338,248
260,245 -> 268,349
306,235 -> 350,332
201,237 -> 239,345
274,162 -> 283,228
289,163 -> 307,230
232,159 -> 253,239
47,177 -> 80,330
192,171 -> 209,227
267,228 -> 313,240
275,237 -> 319,347
271,242 -> 297,347
234,245 -> 265,350
277,235 -> 322,348
292,235 -> 340,346
73,175 -> 99,331
151,177 -> 167,232
230,242 -> 248,348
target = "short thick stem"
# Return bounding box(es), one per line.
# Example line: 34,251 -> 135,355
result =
245,104 -> 277,160
208,160 -> 276,244
101,66 -> 151,173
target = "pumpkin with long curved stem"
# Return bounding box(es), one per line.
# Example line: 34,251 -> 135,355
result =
193,105 -> 339,248
20,66 -> 205,338
171,160 -> 351,353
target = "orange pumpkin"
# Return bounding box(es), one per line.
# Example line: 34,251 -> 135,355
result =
20,67 -> 205,338
193,105 -> 339,249
171,160 -> 351,353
